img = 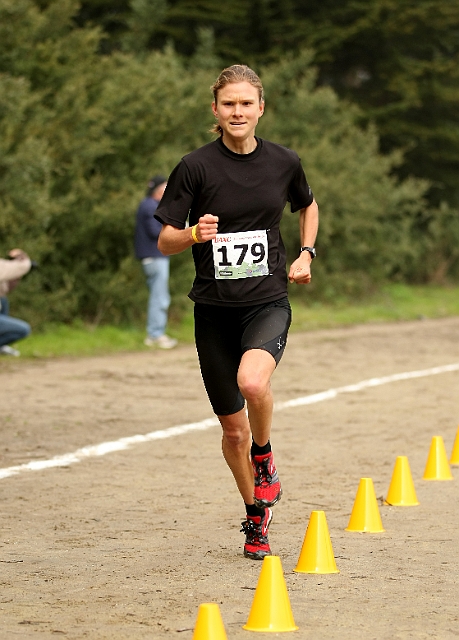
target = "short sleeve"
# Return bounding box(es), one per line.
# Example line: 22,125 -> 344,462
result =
288,160 -> 314,213
155,160 -> 195,229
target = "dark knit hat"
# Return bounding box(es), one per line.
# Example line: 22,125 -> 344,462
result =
146,174 -> 167,196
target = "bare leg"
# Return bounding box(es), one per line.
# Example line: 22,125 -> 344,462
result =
219,349 -> 276,504
219,408 -> 253,504
238,349 -> 276,447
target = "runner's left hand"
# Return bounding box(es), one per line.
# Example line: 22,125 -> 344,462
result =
288,256 -> 312,284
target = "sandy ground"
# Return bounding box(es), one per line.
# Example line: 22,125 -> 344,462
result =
1,317 -> 459,639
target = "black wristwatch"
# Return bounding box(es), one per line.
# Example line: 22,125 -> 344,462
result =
300,246 -> 316,259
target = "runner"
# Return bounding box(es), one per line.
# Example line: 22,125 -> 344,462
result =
155,64 -> 319,560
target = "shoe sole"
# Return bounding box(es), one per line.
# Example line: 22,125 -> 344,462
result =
253,487 -> 282,509
244,548 -> 272,560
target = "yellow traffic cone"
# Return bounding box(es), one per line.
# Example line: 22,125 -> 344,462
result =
450,426 -> 459,465
294,510 -> 339,574
385,456 -> 420,506
192,603 -> 228,640
243,555 -> 298,632
423,436 -> 454,480
345,478 -> 385,532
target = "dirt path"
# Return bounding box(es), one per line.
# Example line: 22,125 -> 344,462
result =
1,317 -> 459,639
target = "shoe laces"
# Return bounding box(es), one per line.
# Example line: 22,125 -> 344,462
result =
254,457 -> 272,487
240,518 -> 268,545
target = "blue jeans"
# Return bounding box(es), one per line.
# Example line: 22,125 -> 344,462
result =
0,297 -> 31,347
142,258 -> 171,339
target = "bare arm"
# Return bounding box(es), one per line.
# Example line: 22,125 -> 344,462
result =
0,249 -> 32,284
288,199 -> 319,284
158,214 -> 219,256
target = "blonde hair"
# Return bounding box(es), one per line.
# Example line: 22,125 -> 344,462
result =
210,65 -> 264,135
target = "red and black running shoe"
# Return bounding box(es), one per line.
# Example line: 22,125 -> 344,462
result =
252,452 -> 282,508
241,508 -> 273,560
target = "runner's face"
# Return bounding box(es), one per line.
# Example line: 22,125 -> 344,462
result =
212,82 -> 264,146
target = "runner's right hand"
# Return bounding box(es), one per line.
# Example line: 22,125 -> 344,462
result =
197,214 -> 219,242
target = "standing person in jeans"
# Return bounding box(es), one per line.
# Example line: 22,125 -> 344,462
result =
156,64 -> 319,559
135,175 -> 177,349
0,248 -> 32,357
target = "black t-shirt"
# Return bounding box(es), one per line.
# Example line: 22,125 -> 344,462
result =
155,136 -> 314,306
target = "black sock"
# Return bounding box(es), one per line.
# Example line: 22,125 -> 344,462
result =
251,439 -> 271,457
245,502 -> 265,518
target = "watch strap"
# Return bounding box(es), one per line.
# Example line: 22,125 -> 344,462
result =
300,246 -> 316,259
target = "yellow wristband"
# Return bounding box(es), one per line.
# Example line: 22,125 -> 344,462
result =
191,224 -> 200,243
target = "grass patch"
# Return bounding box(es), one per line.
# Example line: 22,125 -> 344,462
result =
8,283 -> 459,359
291,283 -> 459,330
18,323 -> 146,358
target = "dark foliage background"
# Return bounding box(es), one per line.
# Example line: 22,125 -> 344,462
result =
1,0 -> 458,327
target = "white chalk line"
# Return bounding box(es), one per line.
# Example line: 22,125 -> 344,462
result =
1,362 -> 459,481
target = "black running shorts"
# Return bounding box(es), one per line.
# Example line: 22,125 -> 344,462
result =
194,297 -> 292,416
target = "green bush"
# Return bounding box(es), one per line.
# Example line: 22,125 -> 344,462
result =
1,1 -> 457,329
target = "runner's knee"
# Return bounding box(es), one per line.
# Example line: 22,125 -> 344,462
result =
220,416 -> 251,448
238,374 -> 269,404
237,351 -> 274,403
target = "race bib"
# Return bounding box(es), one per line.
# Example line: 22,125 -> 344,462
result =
212,230 -> 269,280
